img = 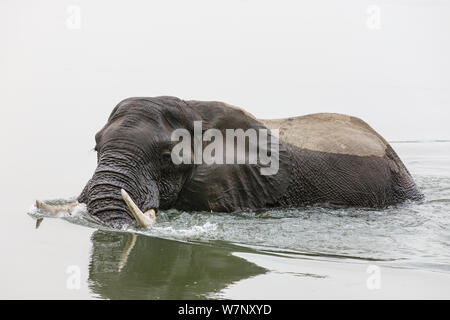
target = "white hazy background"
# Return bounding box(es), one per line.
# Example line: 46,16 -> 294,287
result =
0,0 -> 449,201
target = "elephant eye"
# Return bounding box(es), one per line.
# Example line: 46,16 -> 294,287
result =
161,150 -> 172,163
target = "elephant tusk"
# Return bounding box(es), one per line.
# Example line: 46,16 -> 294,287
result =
120,189 -> 156,228
36,200 -> 78,215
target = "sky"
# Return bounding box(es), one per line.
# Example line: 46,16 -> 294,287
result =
1,0 -> 449,198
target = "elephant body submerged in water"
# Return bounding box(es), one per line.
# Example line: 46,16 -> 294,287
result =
37,96 -> 423,228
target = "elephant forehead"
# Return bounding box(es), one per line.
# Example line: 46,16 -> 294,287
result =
260,113 -> 387,158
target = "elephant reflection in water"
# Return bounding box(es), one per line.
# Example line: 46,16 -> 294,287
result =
88,230 -> 265,299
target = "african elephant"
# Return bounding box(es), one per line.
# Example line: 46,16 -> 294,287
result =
37,96 -> 423,228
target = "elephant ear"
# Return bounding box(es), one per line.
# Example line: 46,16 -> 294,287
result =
175,101 -> 293,212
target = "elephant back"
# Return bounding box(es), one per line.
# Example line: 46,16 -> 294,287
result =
259,113 -> 388,158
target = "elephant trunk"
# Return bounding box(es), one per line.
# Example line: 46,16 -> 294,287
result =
86,163 -> 144,226
85,150 -> 159,227
86,175 -> 132,226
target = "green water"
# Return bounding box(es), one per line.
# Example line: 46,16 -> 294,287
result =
87,231 -> 265,299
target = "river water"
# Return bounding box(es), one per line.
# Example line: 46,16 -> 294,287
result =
1,142 -> 450,299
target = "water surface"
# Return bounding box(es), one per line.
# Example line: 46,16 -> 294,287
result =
2,142 -> 450,299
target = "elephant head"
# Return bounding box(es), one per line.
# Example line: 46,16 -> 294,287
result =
73,97 -> 292,228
